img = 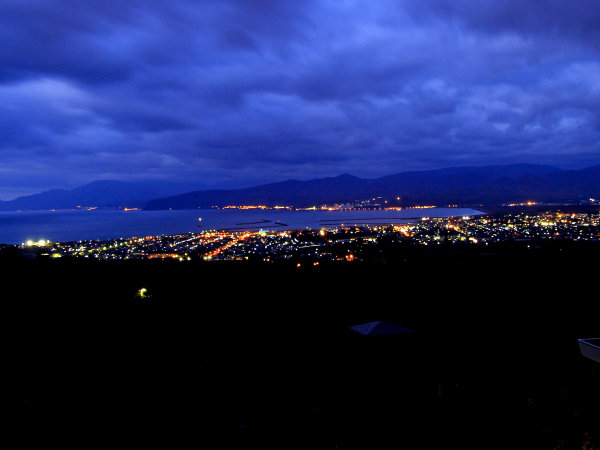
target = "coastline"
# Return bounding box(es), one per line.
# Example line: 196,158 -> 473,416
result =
0,207 -> 486,245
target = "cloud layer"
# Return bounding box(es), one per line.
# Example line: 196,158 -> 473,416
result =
1,0 -> 599,198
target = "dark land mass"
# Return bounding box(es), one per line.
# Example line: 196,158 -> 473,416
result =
3,164 -> 599,212
7,241 -> 599,448
0,180 -> 209,211
145,164 -> 600,210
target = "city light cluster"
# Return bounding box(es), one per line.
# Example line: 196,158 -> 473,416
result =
19,212 -> 599,263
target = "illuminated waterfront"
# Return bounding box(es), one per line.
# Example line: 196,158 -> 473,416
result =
13,212 -> 600,262
0,207 -> 483,245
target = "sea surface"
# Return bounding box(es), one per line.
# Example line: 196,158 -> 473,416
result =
0,207 -> 485,245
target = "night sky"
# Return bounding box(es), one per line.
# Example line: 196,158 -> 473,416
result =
2,0 -> 600,199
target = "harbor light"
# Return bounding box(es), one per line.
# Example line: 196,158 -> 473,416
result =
24,239 -> 50,247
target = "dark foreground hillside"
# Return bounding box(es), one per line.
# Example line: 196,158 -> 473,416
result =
7,242 -> 599,448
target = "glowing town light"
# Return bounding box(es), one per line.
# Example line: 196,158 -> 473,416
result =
136,288 -> 150,299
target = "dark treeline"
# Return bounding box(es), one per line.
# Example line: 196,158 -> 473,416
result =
7,242 -> 599,448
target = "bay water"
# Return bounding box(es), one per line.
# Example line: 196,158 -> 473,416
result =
0,207 -> 485,245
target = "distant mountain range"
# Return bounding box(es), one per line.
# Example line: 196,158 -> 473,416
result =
0,180 -> 208,211
2,164 -> 599,211
145,164 -> 600,210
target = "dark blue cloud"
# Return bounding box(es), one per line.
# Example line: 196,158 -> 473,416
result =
0,0 -> 599,199
404,0 -> 600,42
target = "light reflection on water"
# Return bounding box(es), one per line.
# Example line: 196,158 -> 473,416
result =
0,208 -> 485,244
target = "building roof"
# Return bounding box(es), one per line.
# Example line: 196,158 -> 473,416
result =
578,338 -> 600,363
349,320 -> 413,336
